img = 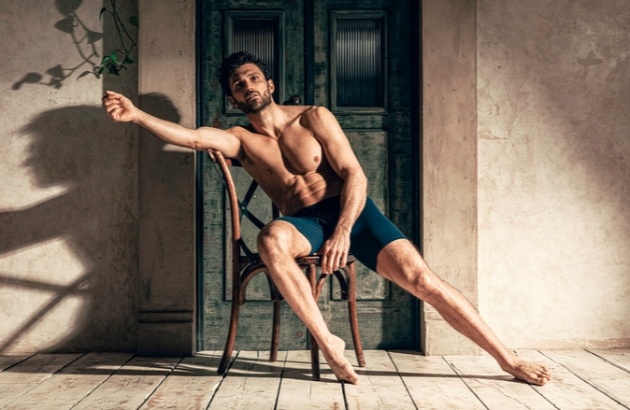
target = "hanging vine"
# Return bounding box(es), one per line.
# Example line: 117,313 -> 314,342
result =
93,0 -> 138,77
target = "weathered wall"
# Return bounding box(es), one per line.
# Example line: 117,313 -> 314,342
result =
477,0 -> 630,348
0,0 -> 139,352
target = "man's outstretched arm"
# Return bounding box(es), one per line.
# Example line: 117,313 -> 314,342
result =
103,90 -> 241,158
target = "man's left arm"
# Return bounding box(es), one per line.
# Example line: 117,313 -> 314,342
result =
303,106 -> 368,274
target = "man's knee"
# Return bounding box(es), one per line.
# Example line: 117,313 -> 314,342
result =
410,267 -> 444,299
377,241 -> 443,299
257,221 -> 300,260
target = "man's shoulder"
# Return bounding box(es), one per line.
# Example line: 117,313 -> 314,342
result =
300,105 -> 330,117
298,105 -> 333,126
225,124 -> 255,137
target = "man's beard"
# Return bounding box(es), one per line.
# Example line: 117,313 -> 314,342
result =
236,91 -> 272,114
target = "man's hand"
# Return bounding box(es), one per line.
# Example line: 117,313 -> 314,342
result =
319,231 -> 351,274
102,90 -> 137,123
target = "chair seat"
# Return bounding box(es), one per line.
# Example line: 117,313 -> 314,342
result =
238,254 -> 358,304
239,253 -> 357,266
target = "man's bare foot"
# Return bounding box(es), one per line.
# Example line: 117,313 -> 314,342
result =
319,335 -> 359,384
501,357 -> 552,386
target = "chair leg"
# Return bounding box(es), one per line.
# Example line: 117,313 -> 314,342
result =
305,263 -> 322,381
347,262 -> 366,367
270,299 -> 281,362
218,298 -> 240,375
310,334 -> 321,380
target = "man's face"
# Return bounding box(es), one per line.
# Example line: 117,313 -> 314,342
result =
227,63 -> 274,114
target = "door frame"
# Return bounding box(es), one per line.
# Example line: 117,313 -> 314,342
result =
134,0 -> 478,356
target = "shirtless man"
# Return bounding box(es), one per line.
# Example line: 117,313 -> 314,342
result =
103,51 -> 551,386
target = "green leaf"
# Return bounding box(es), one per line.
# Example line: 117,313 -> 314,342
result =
109,51 -> 118,64
107,63 -> 121,75
98,65 -> 105,74
129,16 -> 139,27
123,54 -> 135,64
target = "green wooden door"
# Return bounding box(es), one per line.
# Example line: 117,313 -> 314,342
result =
198,0 -> 418,351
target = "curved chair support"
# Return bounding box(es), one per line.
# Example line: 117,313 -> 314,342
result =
211,150 -> 365,379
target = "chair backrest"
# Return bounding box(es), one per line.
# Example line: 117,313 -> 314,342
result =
210,97 -> 298,273
209,150 -> 278,267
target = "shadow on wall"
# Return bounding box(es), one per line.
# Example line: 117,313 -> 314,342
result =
12,0 -> 137,90
0,94 -> 180,353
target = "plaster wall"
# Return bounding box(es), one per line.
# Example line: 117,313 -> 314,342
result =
477,0 -> 630,348
0,0 -> 139,352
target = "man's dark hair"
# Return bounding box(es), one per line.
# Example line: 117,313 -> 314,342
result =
219,51 -> 272,96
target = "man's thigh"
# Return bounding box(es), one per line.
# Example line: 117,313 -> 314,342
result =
262,219 -> 320,258
350,198 -> 407,272
375,238 -> 430,282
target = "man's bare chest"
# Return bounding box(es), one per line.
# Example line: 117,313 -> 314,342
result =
244,130 -> 324,176
279,131 -> 324,174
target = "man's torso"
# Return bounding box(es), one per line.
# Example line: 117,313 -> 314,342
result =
228,106 -> 344,216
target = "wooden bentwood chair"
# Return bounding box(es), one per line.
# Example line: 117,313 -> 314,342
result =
210,150 -> 366,380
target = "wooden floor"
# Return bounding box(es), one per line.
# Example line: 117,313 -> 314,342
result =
1,349 -> 629,409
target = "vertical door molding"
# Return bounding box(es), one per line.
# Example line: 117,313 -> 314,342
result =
421,0 -> 479,355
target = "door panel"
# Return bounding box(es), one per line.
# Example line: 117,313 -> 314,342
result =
199,0 -> 417,351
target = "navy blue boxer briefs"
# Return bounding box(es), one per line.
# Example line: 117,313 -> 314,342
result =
276,196 -> 407,272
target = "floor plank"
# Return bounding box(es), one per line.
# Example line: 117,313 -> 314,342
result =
275,350 -> 345,410
390,351 -> 486,410
589,348 -> 630,373
2,352 -> 132,410
0,353 -> 82,408
0,355 -> 33,372
72,356 -> 180,410
445,353 -> 556,409
140,353 -> 224,410
0,349 -> 628,409
208,350 -> 286,409
515,349 -> 626,410
542,349 -> 630,408
344,350 -> 416,409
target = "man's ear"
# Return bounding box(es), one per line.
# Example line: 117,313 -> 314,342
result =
268,79 -> 275,94
227,96 -> 238,108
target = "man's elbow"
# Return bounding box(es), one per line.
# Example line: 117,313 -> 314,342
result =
346,168 -> 368,189
190,130 -> 209,151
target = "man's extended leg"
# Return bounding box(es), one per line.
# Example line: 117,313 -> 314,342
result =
376,239 -> 552,386
257,220 -> 359,384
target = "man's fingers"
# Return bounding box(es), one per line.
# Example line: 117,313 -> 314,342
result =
321,251 -> 332,274
318,235 -> 351,273
339,252 -> 347,268
105,103 -> 119,114
321,249 -> 346,273
102,91 -> 122,105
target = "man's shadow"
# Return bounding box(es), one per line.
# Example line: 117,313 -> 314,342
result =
0,94 -> 180,353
